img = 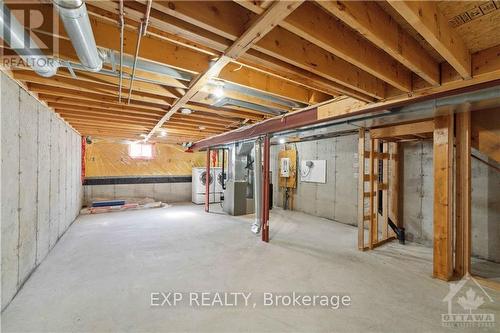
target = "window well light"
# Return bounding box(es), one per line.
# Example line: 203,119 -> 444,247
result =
129,143 -> 153,159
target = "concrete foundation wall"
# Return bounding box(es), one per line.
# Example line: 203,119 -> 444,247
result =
1,73 -> 83,311
270,134 -> 359,226
83,182 -> 192,205
271,134 -> 500,262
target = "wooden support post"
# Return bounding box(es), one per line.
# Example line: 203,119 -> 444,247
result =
382,142 -> 389,240
455,111 -> 471,277
369,139 -> 375,249
262,135 -> 270,242
433,115 -> 454,281
372,139 -> 379,245
358,129 -> 366,250
205,149 -> 210,213
388,142 -> 400,238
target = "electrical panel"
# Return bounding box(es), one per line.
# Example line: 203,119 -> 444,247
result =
280,157 -> 290,177
278,149 -> 297,189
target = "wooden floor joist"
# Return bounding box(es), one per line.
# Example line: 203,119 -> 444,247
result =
145,0 -> 304,140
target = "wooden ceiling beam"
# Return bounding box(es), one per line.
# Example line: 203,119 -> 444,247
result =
66,119 -> 151,131
15,71 -> 172,105
55,106 -> 237,130
30,85 -> 261,121
28,84 -> 170,110
20,68 -> 274,117
43,99 -> 166,117
370,120 -> 435,140
57,112 -> 157,126
89,0 -> 374,101
32,83 -> 264,121
83,2 -> 335,105
146,0 -> 304,140
54,108 -> 161,122
316,0 -> 440,86
152,1 -> 386,99
387,1 -> 471,79
237,0 -> 412,92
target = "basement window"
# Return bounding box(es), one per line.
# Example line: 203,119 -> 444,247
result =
129,143 -> 153,159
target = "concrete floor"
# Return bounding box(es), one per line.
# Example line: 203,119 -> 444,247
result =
2,203 -> 499,332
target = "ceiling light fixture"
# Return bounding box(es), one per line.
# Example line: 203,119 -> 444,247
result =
279,138 -> 286,144
213,86 -> 224,99
180,108 -> 192,115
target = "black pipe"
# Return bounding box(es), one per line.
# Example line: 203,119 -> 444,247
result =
388,218 -> 405,244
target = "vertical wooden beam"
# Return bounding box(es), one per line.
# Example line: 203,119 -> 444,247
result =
205,149 -> 210,213
433,115 -> 454,281
372,139 -> 379,245
358,129 -> 366,250
455,111 -> 471,277
388,142 -> 400,238
382,142 -> 389,240
262,135 -> 270,242
369,139 -> 375,249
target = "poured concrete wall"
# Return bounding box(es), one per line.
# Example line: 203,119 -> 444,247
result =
83,182 -> 192,205
471,156 -> 500,262
271,134 -> 500,262
400,141 -> 434,247
270,134 -> 359,226
1,73 -> 83,310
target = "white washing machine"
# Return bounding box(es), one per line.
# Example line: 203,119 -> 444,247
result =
214,168 -> 225,193
192,167 -> 222,204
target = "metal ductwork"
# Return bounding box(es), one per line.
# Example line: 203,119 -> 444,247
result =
0,3 -> 59,77
213,98 -> 285,116
53,0 -> 102,72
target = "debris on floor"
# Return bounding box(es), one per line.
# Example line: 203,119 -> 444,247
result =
80,197 -> 168,214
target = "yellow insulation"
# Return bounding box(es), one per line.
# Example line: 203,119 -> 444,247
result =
85,140 -> 205,177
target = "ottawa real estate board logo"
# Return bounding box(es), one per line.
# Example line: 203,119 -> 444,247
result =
442,274 -> 495,328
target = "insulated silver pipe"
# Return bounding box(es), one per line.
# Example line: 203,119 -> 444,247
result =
53,0 -> 102,72
0,3 -> 59,76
